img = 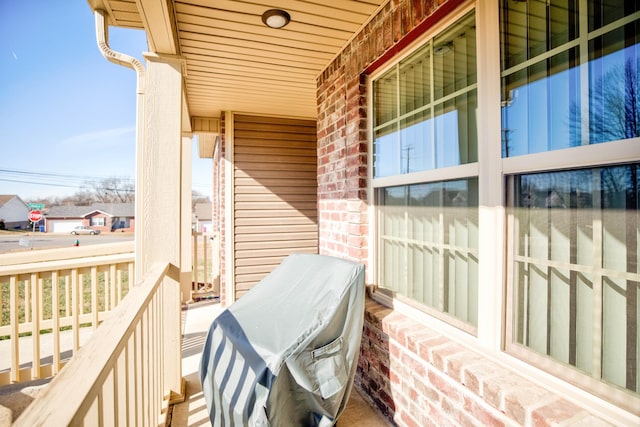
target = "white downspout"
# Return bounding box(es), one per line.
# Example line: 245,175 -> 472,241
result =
94,9 -> 146,282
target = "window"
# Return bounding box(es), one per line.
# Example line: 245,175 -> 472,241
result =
501,0 -> 640,156
508,165 -> 639,401
90,217 -> 105,227
502,0 -> 640,408
369,0 -> 638,411
372,10 -> 478,330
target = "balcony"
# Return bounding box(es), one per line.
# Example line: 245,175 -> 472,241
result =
0,239 -> 388,426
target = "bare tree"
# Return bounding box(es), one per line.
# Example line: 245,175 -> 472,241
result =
56,191 -> 95,206
192,190 -> 210,210
82,177 -> 135,203
577,57 -> 640,144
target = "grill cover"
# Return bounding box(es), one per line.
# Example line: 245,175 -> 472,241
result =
199,254 -> 365,426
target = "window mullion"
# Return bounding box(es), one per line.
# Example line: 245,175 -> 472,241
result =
429,41 -> 436,166
579,0 -> 590,146
591,170 -> 603,381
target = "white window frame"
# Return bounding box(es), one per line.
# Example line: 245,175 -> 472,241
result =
90,217 -> 105,227
368,2 -> 481,336
366,0 -> 640,422
499,1 -> 640,413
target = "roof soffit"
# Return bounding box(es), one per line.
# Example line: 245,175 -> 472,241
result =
88,0 -> 390,119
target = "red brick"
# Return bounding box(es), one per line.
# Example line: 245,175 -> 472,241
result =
393,320 -> 420,347
392,4 -> 403,42
416,335 -> 450,364
380,311 -> 409,334
427,369 -> 463,405
463,362 -> 510,399
503,383 -> 549,425
406,328 -> 440,354
400,351 -> 427,378
400,409 -> 422,427
378,389 -> 396,412
388,340 -> 402,360
431,341 -> 465,372
411,0 -> 424,25
463,396 -> 507,427
414,374 -> 441,403
445,350 -> 484,384
531,399 -> 591,427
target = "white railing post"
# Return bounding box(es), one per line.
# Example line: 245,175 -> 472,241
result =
138,52 -> 186,400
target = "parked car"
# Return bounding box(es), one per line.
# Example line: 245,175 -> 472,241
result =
70,226 -> 100,235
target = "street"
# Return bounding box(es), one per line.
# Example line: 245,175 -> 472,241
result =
0,232 -> 133,254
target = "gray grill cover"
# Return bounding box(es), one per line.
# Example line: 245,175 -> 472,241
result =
199,254 -> 365,426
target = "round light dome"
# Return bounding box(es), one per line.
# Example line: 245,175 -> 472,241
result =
262,9 -> 290,29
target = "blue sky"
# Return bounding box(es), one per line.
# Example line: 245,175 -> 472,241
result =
0,0 -> 212,201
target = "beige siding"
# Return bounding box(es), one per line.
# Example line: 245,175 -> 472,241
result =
233,114 -> 318,298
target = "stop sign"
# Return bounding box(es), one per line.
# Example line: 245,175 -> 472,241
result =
28,210 -> 42,222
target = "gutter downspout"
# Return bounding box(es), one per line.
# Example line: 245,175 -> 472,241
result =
94,9 -> 146,282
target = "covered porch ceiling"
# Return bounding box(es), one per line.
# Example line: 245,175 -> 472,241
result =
87,0 -> 388,121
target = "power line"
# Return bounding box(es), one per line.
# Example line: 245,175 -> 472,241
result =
0,167 -> 210,196
0,168 -> 130,182
0,178 -> 85,189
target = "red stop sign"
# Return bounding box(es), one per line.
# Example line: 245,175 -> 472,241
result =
28,210 -> 42,222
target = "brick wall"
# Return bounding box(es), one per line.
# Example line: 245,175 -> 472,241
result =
359,299 -> 612,426
316,0 -> 465,267
316,1 -> 620,426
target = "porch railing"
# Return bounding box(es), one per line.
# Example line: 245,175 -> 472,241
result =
14,262 -> 173,426
0,242 -> 134,385
192,230 -> 219,298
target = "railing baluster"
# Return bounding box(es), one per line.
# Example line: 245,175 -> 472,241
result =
10,275 -> 19,383
103,369 -> 116,426
110,264 -> 116,310
91,266 -> 98,330
204,233 -> 208,285
79,271 -> 85,316
117,268 -> 123,304
24,275 -> 30,324
30,273 -> 41,379
156,287 -> 163,422
192,231 -> 199,289
52,270 -> 60,376
64,274 -> 70,318
142,308 -> 150,427
122,343 -> 132,426
135,322 -> 143,427
128,263 -> 134,290
103,266 -> 110,313
72,268 -> 80,353
151,294 -> 157,427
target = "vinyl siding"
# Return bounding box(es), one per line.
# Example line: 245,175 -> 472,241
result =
233,114 -> 318,299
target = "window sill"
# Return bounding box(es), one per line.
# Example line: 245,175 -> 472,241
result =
358,296 -> 638,426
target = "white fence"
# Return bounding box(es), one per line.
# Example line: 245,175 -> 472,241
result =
0,242 -> 134,385
14,262 -> 174,426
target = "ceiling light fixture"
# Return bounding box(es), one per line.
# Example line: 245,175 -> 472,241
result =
262,9 -> 290,29
433,41 -> 454,56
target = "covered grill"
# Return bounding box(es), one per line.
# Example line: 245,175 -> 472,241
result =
199,254 -> 366,426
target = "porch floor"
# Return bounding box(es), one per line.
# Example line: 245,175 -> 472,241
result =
170,299 -> 391,427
